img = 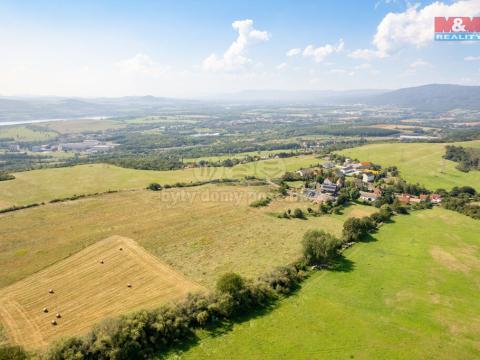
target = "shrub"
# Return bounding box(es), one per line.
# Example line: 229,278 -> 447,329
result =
0,172 -> 15,182
359,217 -> 377,233
342,217 -> 364,242
249,197 -> 271,208
0,345 -> 28,360
260,265 -> 305,294
46,337 -> 88,360
292,208 -> 305,219
216,272 -> 246,296
302,230 -> 340,265
378,206 -> 393,221
369,212 -> 383,224
147,182 -> 162,191
342,216 -> 377,242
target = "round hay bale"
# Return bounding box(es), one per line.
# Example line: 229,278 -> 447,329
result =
127,283 -> 132,288
119,247 -> 123,251
51,320 -> 57,326
56,313 -> 61,318
43,307 -> 48,313
48,289 -> 54,294
100,260 -> 104,264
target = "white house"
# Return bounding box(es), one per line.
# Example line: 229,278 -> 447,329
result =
362,173 -> 375,183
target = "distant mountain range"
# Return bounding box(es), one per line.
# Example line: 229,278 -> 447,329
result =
212,84 -> 480,111
0,84 -> 479,123
364,84 -> 480,111
0,96 -> 199,123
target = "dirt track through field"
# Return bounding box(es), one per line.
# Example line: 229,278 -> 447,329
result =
0,235 -> 203,349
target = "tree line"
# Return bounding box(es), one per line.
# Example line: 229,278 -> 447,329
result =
444,145 -> 480,172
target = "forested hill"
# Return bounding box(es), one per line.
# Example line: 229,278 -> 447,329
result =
366,84 -> 480,111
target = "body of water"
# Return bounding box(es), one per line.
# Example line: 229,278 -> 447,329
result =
0,116 -> 111,127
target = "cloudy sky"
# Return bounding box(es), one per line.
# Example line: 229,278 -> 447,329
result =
1,0 -> 480,97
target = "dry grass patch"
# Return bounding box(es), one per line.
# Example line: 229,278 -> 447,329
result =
0,185 -> 369,289
0,236 -> 202,350
430,246 -> 469,274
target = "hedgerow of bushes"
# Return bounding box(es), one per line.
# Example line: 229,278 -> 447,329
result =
44,263 -> 307,360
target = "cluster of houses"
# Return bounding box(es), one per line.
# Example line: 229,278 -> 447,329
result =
300,159 -> 379,204
396,193 -> 442,205
297,158 -> 443,206
25,140 -> 117,153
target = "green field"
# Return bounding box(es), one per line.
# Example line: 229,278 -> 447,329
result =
0,155 -> 321,207
339,141 -> 480,191
0,125 -> 58,142
183,149 -> 307,163
42,119 -> 126,133
168,208 -> 480,360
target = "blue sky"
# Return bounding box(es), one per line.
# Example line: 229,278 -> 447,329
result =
1,0 -> 479,97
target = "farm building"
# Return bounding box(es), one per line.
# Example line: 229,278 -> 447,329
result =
320,179 -> 338,195
362,173 -> 375,183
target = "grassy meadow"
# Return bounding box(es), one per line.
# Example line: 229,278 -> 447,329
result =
0,155 -> 321,207
168,208 -> 480,360
182,149 -> 306,163
42,119 -> 126,133
0,184 -> 374,289
0,125 -> 58,142
339,140 -> 480,191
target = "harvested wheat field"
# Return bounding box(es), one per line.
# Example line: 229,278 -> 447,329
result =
0,235 -> 203,350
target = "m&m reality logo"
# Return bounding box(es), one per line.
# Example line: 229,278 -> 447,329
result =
434,17 -> 480,41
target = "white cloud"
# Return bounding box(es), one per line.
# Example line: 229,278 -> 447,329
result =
302,39 -> 344,63
351,0 -> 480,58
409,58 -> 431,69
202,19 -> 270,72
286,48 -> 301,57
115,53 -> 169,77
276,62 -> 287,70
465,56 -> 480,61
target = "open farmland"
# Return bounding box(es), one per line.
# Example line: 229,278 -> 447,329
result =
0,235 -> 202,349
0,184 -> 374,289
182,149 -> 304,163
0,154 -> 321,207
42,119 -> 126,133
168,208 -> 480,360
0,125 -> 58,141
339,140 -> 480,191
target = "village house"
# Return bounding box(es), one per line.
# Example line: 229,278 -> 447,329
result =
358,161 -> 373,169
362,173 -> 375,183
296,167 -> 320,177
359,191 -> 379,202
320,179 -> 338,195
430,193 -> 443,204
340,165 -> 359,176
396,193 -> 428,205
397,193 -> 411,205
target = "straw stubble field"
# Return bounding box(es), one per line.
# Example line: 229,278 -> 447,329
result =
0,236 -> 203,349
